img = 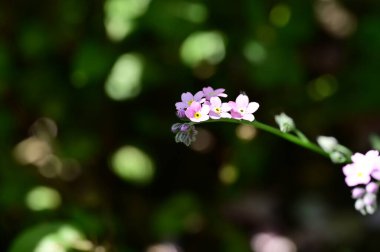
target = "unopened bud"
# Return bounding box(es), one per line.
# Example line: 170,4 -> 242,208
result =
274,113 -> 295,133
317,136 -> 338,153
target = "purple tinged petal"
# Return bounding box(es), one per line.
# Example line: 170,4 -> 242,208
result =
231,110 -> 242,119
171,123 -> 182,133
228,101 -> 237,111
215,88 -> 227,97
195,91 -> 205,101
209,111 -> 221,119
175,102 -> 186,110
181,92 -> 193,102
194,91 -> 205,101
176,109 -> 186,118
202,86 -> 213,94
180,124 -> 190,131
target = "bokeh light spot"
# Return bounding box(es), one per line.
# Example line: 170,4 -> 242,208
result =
14,137 -> 52,166
270,4 -> 291,28
29,117 -> 58,140
111,146 -> 154,185
104,0 -> 151,41
34,225 -> 86,252
181,2 -> 207,23
236,124 -> 257,141
26,186 -> 61,211
180,31 -> 225,68
190,128 -> 214,152
244,41 -> 267,64
251,232 -> 297,252
315,0 -> 357,38
219,164 -> 238,185
307,74 -> 338,101
105,53 -> 144,101
37,155 -> 62,178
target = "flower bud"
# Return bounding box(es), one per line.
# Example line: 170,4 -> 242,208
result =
176,109 -> 186,119
317,136 -> 338,153
363,193 -> 377,206
171,123 -> 183,133
352,187 -> 365,199
274,113 -> 295,133
354,199 -> 366,215
366,182 -> 379,194
329,151 -> 347,164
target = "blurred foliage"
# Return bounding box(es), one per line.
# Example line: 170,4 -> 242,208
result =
2,0 -> 380,251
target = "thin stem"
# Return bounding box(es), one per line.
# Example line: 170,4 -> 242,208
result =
198,118 -> 329,158
294,129 -> 310,143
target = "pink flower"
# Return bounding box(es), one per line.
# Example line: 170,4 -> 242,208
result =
343,163 -> 372,187
203,86 -> 227,100
342,150 -> 380,187
353,150 -> 380,180
208,97 -> 231,119
175,91 -> 205,111
185,102 -> 210,122
228,94 -> 259,122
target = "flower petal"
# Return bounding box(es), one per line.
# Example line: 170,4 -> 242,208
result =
210,97 -> 222,107
175,102 -> 186,110
246,102 -> 259,113
228,101 -> 237,111
189,101 -> 202,111
236,94 -> 249,107
181,92 -> 193,102
194,91 -> 205,101
220,112 -> 231,118
215,88 -> 227,97
200,104 -> 210,114
231,110 -> 242,119
185,108 -> 195,119
221,103 -> 231,112
351,153 -> 365,163
242,113 -> 255,122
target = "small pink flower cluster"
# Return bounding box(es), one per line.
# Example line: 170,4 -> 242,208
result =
343,150 -> 380,214
175,86 -> 259,122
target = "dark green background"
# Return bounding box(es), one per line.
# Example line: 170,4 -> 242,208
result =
2,0 -> 380,251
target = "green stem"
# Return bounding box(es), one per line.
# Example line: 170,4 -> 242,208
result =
197,119 -> 329,158
294,129 -> 310,143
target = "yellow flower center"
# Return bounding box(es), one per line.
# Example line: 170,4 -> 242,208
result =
357,172 -> 363,177
214,107 -> 221,113
239,109 -> 245,113
188,100 -> 194,106
194,112 -> 201,119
